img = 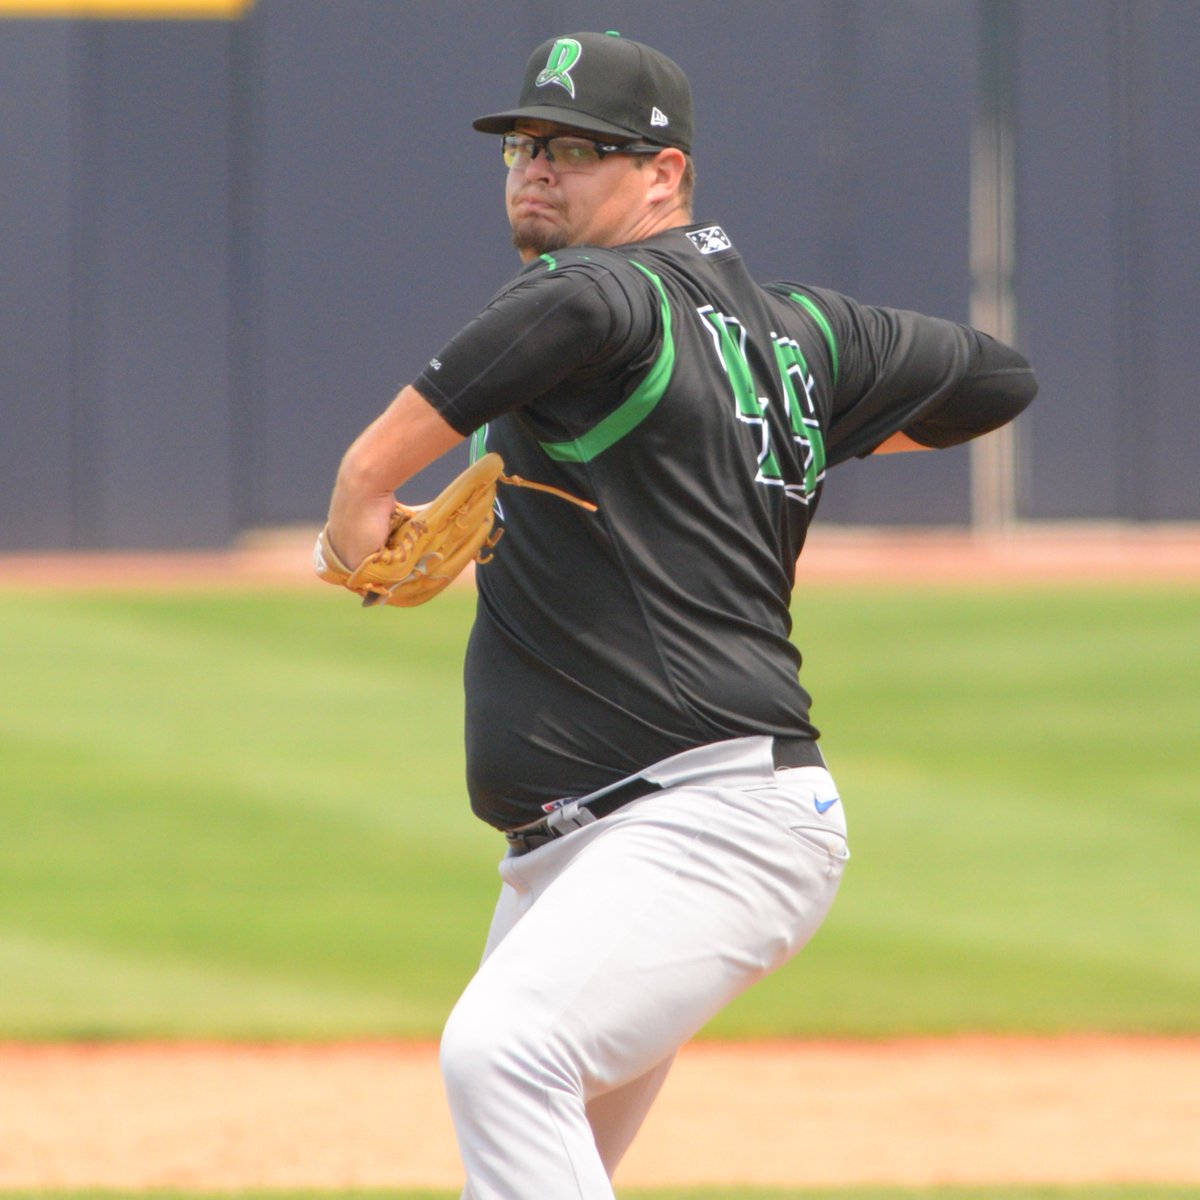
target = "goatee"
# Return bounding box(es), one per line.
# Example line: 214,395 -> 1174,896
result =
511,219 -> 570,257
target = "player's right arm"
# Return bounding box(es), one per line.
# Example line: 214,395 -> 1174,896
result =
871,430 -> 930,454
875,326 -> 1036,453
776,284 -> 1037,464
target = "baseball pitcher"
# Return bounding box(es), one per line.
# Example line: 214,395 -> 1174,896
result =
318,31 -> 1037,1199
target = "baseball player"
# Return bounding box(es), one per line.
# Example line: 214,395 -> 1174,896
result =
321,31 -> 1036,1199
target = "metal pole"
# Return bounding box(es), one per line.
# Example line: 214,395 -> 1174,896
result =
969,0 -> 1019,533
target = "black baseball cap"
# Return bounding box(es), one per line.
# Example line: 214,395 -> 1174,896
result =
473,30 -> 693,153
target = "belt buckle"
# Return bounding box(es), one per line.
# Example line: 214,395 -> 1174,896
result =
505,824 -> 544,855
505,795 -> 602,855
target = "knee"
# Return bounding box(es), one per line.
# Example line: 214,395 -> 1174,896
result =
441,997 -> 527,1114
440,995 -> 579,1118
440,1002 -> 496,1108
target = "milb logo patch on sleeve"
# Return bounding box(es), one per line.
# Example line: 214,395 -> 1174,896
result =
686,226 -> 732,254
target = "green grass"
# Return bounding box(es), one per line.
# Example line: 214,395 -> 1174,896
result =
0,590 -> 497,1038
1,584 -> 1197,1039
724,585 -> 1200,1035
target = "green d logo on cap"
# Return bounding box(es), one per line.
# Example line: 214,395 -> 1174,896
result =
535,38 -> 582,97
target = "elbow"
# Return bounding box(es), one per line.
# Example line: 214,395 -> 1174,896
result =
982,335 -> 1038,418
1001,344 -> 1038,415
993,356 -> 1038,430
906,338 -> 1037,449
911,371 -> 1036,448
990,362 -> 1038,428
1015,362 -> 1038,411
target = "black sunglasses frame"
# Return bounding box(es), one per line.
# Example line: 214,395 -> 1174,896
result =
501,133 -> 664,168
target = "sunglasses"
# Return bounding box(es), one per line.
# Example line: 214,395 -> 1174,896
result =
501,133 -> 663,172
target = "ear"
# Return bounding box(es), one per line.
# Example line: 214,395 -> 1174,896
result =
646,147 -> 687,204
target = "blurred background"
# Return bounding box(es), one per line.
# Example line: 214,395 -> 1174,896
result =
1,0 -> 1198,1064
2,0 -> 1198,552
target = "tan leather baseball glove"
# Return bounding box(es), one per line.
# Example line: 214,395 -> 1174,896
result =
314,452 -> 595,608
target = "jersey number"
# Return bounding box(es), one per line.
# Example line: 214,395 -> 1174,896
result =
698,305 -> 826,504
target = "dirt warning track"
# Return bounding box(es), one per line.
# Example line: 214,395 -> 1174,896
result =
2,523 -> 1199,592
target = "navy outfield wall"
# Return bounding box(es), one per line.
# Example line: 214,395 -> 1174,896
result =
1015,0 -> 1200,521
2,1 -> 1197,550
1,19 -> 75,550
1,16 -> 237,550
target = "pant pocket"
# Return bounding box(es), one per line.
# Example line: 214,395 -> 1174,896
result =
788,824 -> 851,877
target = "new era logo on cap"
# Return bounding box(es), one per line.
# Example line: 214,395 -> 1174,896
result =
650,107 -> 669,127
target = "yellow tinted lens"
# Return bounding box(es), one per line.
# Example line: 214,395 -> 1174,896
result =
502,136 -> 534,168
549,138 -> 601,168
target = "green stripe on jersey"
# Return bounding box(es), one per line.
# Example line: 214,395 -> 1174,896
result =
539,261 -> 674,463
789,292 -> 839,385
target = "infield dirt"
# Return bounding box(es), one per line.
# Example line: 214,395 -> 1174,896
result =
3,1037 -> 1199,1190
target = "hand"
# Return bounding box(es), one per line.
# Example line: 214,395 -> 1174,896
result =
316,454 -> 505,608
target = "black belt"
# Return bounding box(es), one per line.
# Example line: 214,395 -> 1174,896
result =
504,736 -> 824,855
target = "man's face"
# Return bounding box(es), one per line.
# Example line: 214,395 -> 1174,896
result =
504,120 -> 658,261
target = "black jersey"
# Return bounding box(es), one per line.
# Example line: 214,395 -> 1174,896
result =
415,222 -> 1002,828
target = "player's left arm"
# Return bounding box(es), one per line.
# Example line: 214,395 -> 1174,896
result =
324,384 -> 464,570
323,261 -> 641,570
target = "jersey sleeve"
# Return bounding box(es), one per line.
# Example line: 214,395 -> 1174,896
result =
901,331 -> 1036,448
412,256 -> 657,437
770,283 -> 1034,465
